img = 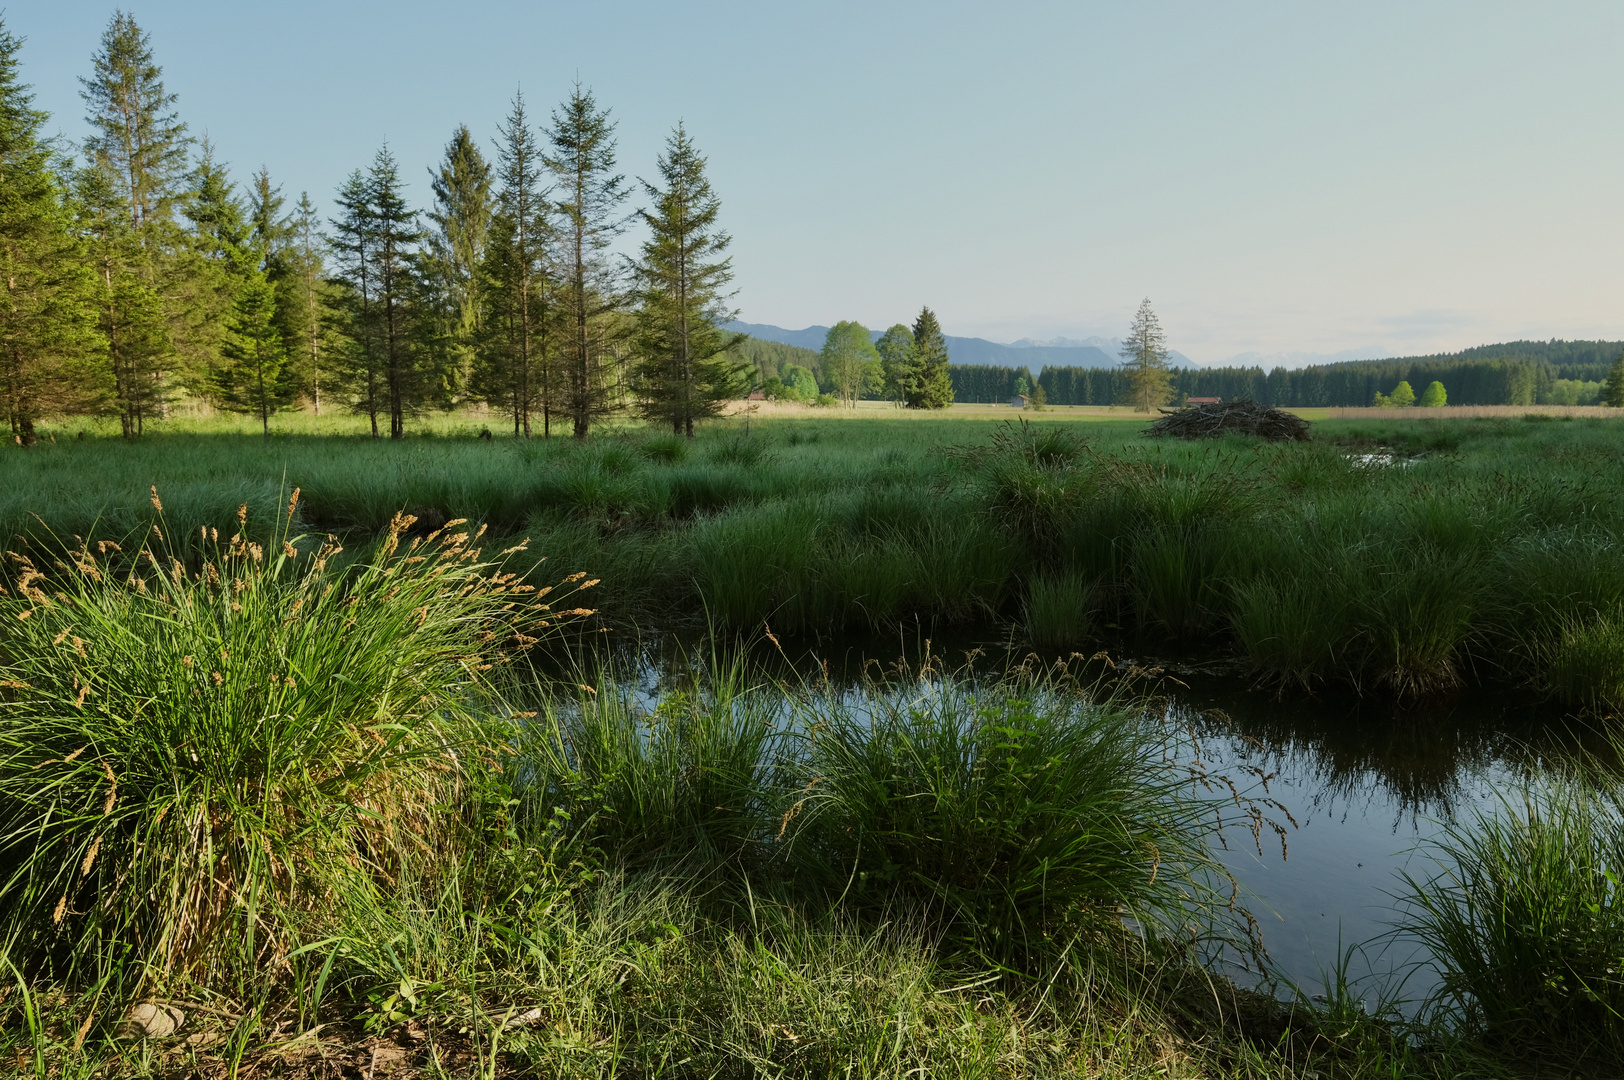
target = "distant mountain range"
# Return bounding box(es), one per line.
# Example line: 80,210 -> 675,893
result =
723,321 -> 1198,370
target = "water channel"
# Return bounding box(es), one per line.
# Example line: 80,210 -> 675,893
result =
597,627 -> 1612,1016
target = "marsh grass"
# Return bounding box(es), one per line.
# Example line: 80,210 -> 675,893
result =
777,674 -> 1261,974
0,494 -> 595,995
1545,608 -> 1624,713
1400,767 -> 1624,1068
8,415 -> 1624,704
1023,570 -> 1098,649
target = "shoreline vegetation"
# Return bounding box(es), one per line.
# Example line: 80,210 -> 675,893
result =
3,411 -> 1624,1075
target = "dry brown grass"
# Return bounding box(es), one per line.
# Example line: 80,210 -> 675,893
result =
724,399 -> 1142,420
1325,404 -> 1624,420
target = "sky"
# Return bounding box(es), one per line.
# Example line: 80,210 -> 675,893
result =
12,1 -> 1624,364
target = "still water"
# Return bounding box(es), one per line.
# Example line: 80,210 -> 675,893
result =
608,630 -> 1607,1013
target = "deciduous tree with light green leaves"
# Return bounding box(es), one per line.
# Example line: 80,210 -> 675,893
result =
820,320 -> 881,406
1419,380 -> 1446,408
1119,297 -> 1173,412
1389,380 -> 1416,407
874,323 -> 913,404
631,123 -> 749,437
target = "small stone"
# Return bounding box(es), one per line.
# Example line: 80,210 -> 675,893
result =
121,1002 -> 185,1039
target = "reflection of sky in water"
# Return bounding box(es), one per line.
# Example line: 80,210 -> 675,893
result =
585,633 -> 1610,1016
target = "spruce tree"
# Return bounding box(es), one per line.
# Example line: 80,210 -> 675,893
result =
79,11 -> 193,427
545,84 -> 628,439
0,17 -> 106,441
176,139 -> 253,393
215,271 -> 290,434
329,169 -> 383,435
906,306 -> 952,408
288,192 -> 329,413
630,123 -> 748,436
77,157 -> 170,437
367,147 -> 423,438
1120,298 -> 1173,412
476,92 -> 553,436
1604,348 -> 1624,408
79,12 -> 189,241
425,124 -> 492,397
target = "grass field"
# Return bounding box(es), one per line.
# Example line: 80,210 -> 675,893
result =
5,405 -> 1624,1075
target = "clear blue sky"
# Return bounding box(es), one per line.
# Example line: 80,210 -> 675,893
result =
13,1 -> 1624,362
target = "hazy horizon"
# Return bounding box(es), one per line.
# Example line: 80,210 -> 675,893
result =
17,2 -> 1624,364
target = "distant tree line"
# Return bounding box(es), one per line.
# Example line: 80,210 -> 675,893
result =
1028,351 -> 1623,408
1,13 -> 745,441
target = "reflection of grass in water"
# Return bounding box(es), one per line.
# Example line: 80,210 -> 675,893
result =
1176,689 -> 1580,820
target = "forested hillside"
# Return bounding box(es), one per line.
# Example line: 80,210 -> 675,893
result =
1027,341 -> 1623,408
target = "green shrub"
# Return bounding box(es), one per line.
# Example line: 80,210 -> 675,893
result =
529,668 -> 776,880
1352,546 -> 1482,695
1228,575 -> 1351,690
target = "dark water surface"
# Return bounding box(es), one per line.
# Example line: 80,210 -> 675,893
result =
602,628 -> 1611,1013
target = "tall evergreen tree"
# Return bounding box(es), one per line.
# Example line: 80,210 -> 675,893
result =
476,92 -> 554,436
874,324 -> 914,404
79,11 -> 192,427
329,169 -> 383,435
1604,347 -> 1624,408
545,84 -> 629,439
425,124 -> 492,397
366,146 -> 423,438
631,123 -> 747,436
77,159 -> 170,437
1119,298 -> 1173,412
214,270 -> 289,434
78,11 -> 190,242
287,192 -> 330,413
176,139 -> 253,394
0,17 -> 106,441
905,306 -> 952,408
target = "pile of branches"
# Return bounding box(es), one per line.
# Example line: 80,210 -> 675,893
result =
1144,398 -> 1311,442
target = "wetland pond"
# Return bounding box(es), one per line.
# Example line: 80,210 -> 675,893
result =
608,629 -> 1613,1015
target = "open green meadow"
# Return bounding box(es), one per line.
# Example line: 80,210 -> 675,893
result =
4,408 -> 1624,1077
